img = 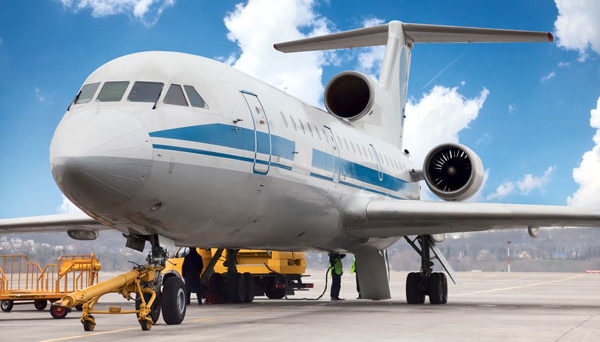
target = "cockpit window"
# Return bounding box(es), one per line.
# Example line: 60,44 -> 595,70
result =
97,81 -> 129,102
74,82 -> 100,104
163,84 -> 188,106
128,81 -> 164,102
184,85 -> 208,108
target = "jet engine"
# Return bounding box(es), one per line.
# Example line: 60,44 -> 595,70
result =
422,143 -> 484,201
324,71 -> 381,121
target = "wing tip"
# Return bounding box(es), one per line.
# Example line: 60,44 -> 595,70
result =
547,32 -> 554,42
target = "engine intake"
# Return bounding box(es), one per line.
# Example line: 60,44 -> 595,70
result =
423,143 -> 484,201
324,71 -> 377,121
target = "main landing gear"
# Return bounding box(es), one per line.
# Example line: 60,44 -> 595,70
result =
404,235 -> 456,305
204,249 -> 255,304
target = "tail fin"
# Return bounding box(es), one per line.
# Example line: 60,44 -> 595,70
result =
275,21 -> 553,148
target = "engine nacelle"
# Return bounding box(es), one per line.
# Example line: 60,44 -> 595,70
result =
423,143 -> 484,201
324,71 -> 381,121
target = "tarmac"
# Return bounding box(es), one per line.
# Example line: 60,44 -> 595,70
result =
1,271 -> 599,342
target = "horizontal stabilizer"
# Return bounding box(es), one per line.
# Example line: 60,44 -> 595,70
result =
403,23 -> 553,43
274,21 -> 552,53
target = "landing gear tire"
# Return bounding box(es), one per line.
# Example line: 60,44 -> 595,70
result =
82,315 -> 96,331
50,305 -> 69,319
136,290 -> 161,323
428,272 -> 448,305
34,300 -> 47,311
161,276 -> 186,325
227,273 -> 247,303
1,300 -> 13,312
406,272 -> 425,304
243,273 -> 254,303
207,273 -> 225,303
75,304 -> 83,311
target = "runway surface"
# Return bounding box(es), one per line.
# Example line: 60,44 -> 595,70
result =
1,271 -> 599,342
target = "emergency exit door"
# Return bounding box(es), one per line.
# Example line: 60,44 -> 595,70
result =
241,91 -> 271,174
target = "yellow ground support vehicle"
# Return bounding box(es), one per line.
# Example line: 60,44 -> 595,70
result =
0,254 -> 100,318
164,248 -> 312,303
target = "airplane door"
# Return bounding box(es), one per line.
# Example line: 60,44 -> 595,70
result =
323,126 -> 340,182
241,91 -> 271,175
369,144 -> 384,181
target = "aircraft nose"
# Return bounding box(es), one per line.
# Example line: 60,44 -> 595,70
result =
50,108 -> 153,211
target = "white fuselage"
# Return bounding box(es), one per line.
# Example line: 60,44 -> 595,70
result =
50,51 -> 420,252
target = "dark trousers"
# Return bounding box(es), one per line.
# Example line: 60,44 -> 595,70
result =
355,273 -> 361,298
331,272 -> 341,299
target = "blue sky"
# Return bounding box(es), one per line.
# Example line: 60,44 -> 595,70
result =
0,0 -> 599,218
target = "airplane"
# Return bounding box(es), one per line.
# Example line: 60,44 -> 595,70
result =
2,20 -> 600,324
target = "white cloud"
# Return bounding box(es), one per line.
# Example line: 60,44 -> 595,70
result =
486,181 -> 515,200
540,71 -> 556,82
34,87 -> 45,102
557,61 -> 570,67
403,85 -> 489,166
224,0 -> 332,107
486,166 -> 555,200
58,195 -> 83,214
356,17 -> 385,77
58,0 -> 174,27
554,0 -> 600,60
568,97 -> 600,206
508,103 -> 517,113
517,166 -> 555,195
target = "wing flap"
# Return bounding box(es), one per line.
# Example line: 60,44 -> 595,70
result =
346,200 -> 600,238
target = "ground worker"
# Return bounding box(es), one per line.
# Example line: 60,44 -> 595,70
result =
182,248 -> 204,305
351,256 -> 361,299
328,252 -> 345,300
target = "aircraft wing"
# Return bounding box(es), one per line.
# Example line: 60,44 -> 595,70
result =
346,200 -> 600,238
0,213 -> 107,234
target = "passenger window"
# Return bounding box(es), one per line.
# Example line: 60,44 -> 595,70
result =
299,120 -> 306,134
184,85 -> 208,108
307,122 -> 314,137
128,81 -> 163,102
343,138 -> 350,151
97,81 -> 129,102
280,111 -> 289,128
350,141 -> 356,154
289,115 -> 297,131
164,84 -> 188,106
74,82 -> 100,104
315,125 -> 322,140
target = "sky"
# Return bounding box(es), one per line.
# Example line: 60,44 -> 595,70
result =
0,0 -> 599,218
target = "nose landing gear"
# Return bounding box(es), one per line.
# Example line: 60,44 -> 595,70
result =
52,234 -> 186,331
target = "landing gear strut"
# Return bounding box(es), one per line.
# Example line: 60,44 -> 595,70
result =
404,235 -> 449,305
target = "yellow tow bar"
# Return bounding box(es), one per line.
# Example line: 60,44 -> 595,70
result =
53,265 -> 162,331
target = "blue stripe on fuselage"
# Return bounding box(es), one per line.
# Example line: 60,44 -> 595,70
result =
152,144 -> 292,171
311,149 -> 409,193
149,123 -> 295,161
